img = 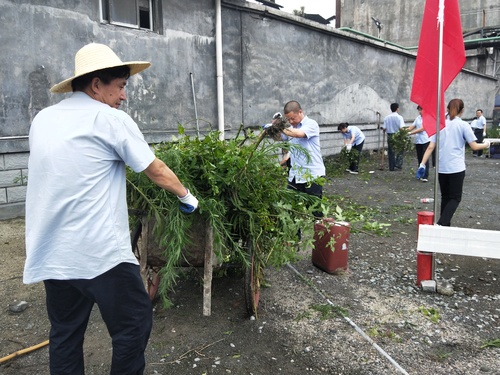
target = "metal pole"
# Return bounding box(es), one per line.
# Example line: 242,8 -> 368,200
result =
215,0 -> 225,140
432,0 -> 445,223
376,112 -> 381,152
190,72 -> 200,137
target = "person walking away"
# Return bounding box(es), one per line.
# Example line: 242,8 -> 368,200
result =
338,122 -> 365,174
417,98 -> 490,226
382,102 -> 405,171
280,100 -> 325,218
24,43 -> 199,375
471,109 -> 487,157
407,106 -> 430,182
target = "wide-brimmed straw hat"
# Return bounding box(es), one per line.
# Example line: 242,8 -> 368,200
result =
50,43 -> 151,93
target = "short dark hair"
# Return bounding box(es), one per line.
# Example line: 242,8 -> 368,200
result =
476,109 -> 483,113
337,122 -> 349,131
71,66 -> 131,92
284,100 -> 302,114
390,103 -> 399,112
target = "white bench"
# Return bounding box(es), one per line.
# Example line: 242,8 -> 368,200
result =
416,225 -> 500,282
484,138 -> 500,158
417,225 -> 500,259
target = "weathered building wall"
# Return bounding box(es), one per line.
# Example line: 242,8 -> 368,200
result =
338,0 -> 500,79
339,0 -> 500,47
0,0 -> 497,218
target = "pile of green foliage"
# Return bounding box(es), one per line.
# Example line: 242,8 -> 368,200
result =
337,147 -> 360,168
389,128 -> 414,154
126,126 -> 323,302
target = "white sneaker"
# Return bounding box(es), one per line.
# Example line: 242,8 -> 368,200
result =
346,168 -> 351,172
349,170 -> 359,175
421,178 -> 428,182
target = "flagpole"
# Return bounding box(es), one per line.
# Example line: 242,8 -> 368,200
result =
433,0 -> 445,224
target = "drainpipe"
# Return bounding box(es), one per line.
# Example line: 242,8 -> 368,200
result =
215,0 -> 224,140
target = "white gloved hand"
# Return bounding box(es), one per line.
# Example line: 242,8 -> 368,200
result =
483,132 -> 486,137
262,123 -> 272,130
346,144 -> 352,152
483,140 -> 490,149
178,189 -> 199,214
272,112 -> 282,120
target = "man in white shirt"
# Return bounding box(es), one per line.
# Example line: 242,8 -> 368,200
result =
471,108 -> 487,157
382,102 -> 406,171
281,100 -> 325,219
24,43 -> 198,375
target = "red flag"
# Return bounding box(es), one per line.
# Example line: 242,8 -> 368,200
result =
410,0 -> 466,136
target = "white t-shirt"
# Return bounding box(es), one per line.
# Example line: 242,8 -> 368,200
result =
475,115 -> 486,130
412,115 -> 430,144
342,125 -> 366,146
430,116 -> 476,174
24,92 -> 155,283
383,112 -> 405,134
282,116 -> 325,183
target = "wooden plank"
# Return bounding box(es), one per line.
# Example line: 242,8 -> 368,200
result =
417,225 -> 500,259
203,223 -> 214,316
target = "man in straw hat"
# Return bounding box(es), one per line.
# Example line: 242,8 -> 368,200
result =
24,43 -> 198,374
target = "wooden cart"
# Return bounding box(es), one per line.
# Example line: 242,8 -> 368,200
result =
130,213 -> 260,317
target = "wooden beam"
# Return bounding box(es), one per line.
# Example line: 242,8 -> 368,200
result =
203,223 -> 214,316
417,225 -> 500,259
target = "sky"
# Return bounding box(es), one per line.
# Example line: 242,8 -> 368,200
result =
249,1 -> 336,19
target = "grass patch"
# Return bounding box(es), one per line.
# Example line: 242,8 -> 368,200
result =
481,339 -> 500,349
310,303 -> 349,320
367,325 -> 402,342
418,306 -> 441,323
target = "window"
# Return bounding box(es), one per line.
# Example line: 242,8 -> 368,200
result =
100,0 -> 161,32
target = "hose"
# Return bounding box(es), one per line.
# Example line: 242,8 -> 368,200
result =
286,263 -> 410,375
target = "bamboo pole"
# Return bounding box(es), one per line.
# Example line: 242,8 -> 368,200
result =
0,339 -> 49,364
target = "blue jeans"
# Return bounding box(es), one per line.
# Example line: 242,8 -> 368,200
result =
44,263 -> 152,375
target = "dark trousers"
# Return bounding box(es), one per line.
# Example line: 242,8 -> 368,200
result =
437,171 -> 465,226
473,128 -> 484,156
415,142 -> 430,179
349,141 -> 364,172
288,178 -> 323,219
387,133 -> 404,171
44,263 -> 153,375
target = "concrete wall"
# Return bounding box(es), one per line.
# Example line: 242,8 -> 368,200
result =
338,0 -> 500,78
339,0 -> 500,47
0,0 -> 497,218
